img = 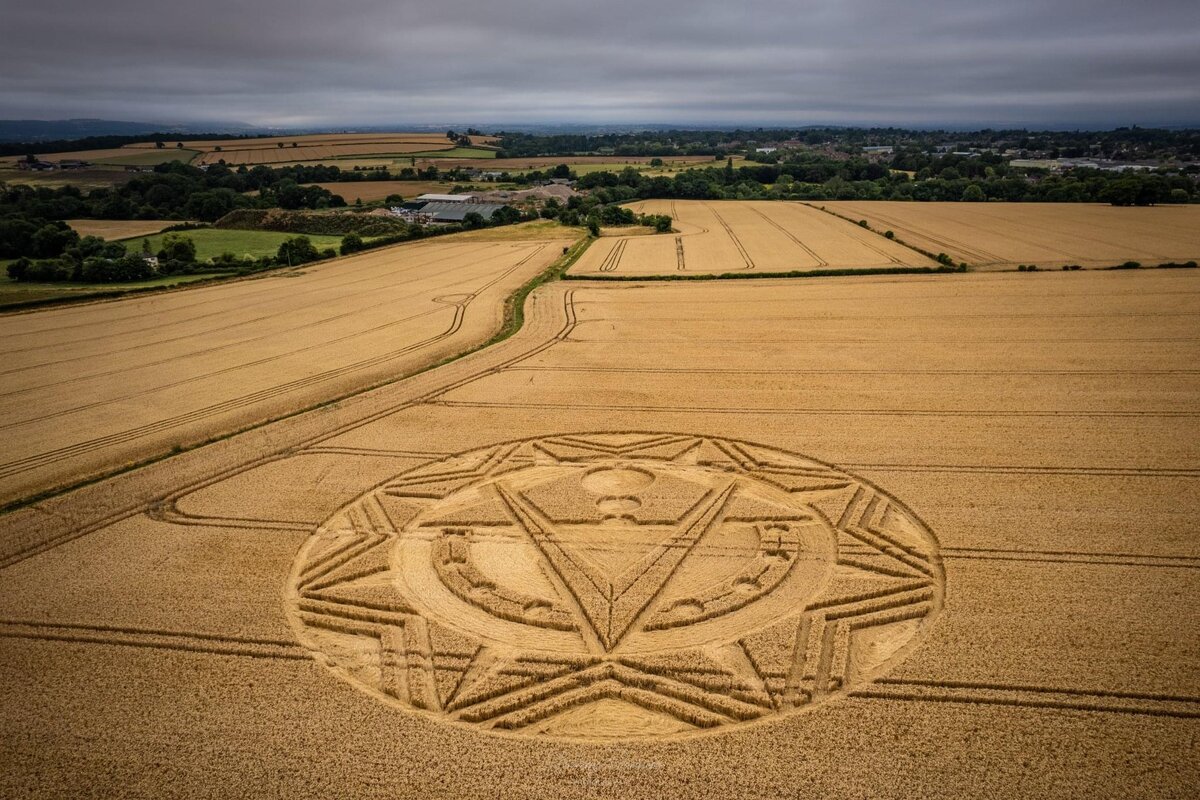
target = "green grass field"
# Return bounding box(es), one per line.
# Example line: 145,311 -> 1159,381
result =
0,272 -> 232,309
135,229 -> 345,262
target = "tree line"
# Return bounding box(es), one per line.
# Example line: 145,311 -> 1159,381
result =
574,158 -> 1195,205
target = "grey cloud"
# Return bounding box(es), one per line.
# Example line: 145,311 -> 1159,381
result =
1,0 -> 1197,127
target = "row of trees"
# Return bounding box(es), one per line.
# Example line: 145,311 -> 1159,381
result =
573,160 -> 1195,205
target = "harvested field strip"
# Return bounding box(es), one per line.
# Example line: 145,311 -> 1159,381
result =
570,200 -> 934,276
0,235 -> 571,504
824,202 -> 1200,269
0,244 -> 511,383
0,240 -> 498,346
747,205 -> 827,266
0,248 -> 545,424
0,249 -> 545,477
703,203 -> 755,269
66,219 -> 182,240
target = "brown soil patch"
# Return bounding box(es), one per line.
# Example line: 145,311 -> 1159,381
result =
66,219 -> 182,240
825,201 -> 1200,269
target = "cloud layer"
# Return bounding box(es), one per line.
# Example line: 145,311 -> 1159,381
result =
3,0 -> 1198,127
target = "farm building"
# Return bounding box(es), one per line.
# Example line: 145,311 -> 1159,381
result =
417,202 -> 507,223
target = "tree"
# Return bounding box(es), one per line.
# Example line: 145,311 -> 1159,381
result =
155,140 -> 165,149
962,184 -> 986,201
340,232 -> 364,255
277,236 -> 319,265
462,212 -> 485,229
30,223 -> 79,258
649,158 -> 664,167
157,233 -> 197,264
587,218 -> 601,237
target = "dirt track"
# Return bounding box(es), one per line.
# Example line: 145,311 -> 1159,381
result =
0,236 -> 568,505
1,267 -> 1196,797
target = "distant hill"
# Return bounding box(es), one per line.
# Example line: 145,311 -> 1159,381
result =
0,118 -> 260,143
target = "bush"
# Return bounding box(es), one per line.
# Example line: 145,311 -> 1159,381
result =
1112,261 -> 1142,270
340,232 -> 364,255
6,257 -> 31,280
276,236 -> 319,265
884,230 -> 895,239
156,232 -> 197,264
79,255 -> 157,283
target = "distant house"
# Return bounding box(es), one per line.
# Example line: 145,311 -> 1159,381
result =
862,146 -> 894,155
142,255 -> 160,269
17,160 -> 55,171
755,147 -> 778,154
57,159 -> 91,170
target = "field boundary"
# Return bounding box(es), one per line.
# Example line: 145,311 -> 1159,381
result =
806,202 -> 968,268
563,264 -> 967,282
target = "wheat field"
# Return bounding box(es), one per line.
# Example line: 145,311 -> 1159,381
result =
572,200 -> 935,275
0,263 -> 1196,797
826,201 -> 1200,269
0,236 -> 569,506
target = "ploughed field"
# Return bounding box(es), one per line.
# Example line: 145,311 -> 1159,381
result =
826,201 -> 1200,269
1,265 -> 1197,798
0,235 -> 568,506
571,199 -> 936,275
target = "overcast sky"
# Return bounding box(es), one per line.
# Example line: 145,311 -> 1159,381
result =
2,0 -> 1198,129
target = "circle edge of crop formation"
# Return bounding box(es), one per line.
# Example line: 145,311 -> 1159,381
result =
285,432 -> 945,741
